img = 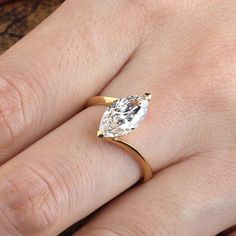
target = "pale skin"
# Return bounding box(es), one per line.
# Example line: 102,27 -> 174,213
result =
0,0 -> 236,235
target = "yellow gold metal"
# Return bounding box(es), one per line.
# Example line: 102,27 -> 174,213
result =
97,130 -> 104,138
85,94 -> 153,183
85,96 -> 118,107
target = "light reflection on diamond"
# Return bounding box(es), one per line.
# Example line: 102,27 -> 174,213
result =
99,94 -> 151,138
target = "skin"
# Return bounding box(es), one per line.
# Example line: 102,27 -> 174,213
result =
0,0 -> 236,235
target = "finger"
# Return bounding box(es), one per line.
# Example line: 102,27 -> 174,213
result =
0,62 -> 201,235
0,0 -> 143,162
0,39 -> 205,236
0,107 -> 142,236
99,14 -> 236,171
0,2 -> 235,235
76,154 -> 236,236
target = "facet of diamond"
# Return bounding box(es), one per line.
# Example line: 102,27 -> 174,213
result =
99,94 -> 151,138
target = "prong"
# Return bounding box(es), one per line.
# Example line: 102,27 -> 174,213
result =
145,93 -> 152,100
97,130 -> 104,138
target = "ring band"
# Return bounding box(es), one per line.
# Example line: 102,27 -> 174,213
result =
85,94 -> 153,182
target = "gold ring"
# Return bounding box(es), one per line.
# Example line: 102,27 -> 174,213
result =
85,93 -> 153,183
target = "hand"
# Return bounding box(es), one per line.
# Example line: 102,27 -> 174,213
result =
0,1 -> 236,235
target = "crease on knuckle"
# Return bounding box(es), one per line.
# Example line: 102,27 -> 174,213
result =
0,75 -> 27,149
190,40 -> 236,110
169,41 -> 236,123
0,165 -> 61,235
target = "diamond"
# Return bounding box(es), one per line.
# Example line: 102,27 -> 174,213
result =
99,94 -> 151,138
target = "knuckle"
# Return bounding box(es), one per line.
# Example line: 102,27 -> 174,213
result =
0,75 -> 26,149
128,0 -> 168,27
202,40 -> 236,93
132,0 -> 192,27
0,165 -> 62,235
204,52 -> 236,113
175,39 -> 236,115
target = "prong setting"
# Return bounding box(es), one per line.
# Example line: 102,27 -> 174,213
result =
97,130 -> 104,138
145,93 -> 152,100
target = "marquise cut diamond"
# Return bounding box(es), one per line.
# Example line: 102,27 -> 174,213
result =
99,94 -> 151,138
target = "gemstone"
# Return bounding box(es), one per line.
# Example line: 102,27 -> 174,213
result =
99,94 -> 151,138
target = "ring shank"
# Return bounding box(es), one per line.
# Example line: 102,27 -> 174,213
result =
85,96 -> 118,107
85,96 -> 153,183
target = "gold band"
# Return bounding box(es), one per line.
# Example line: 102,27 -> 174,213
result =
85,96 -> 153,182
